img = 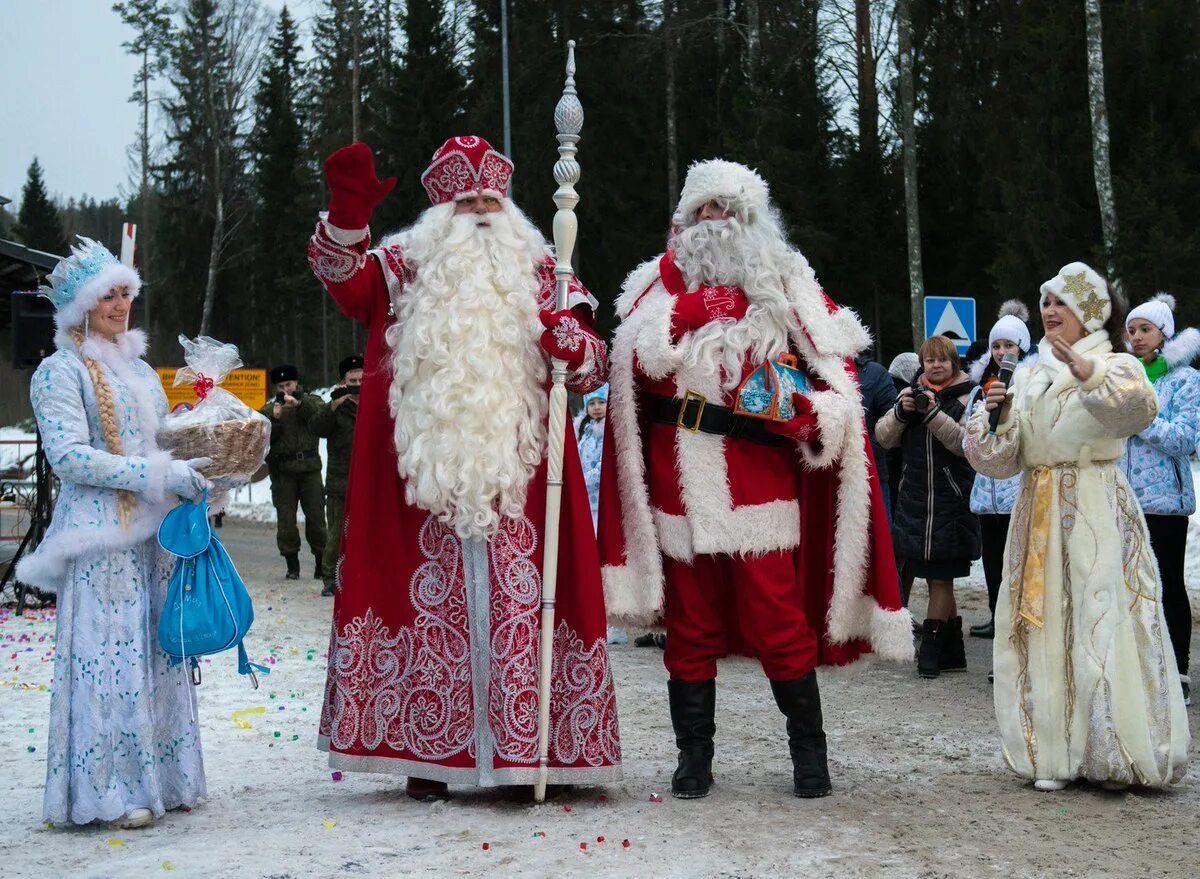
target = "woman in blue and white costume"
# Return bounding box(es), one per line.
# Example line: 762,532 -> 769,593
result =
965,301 -> 1034,640
575,384 -> 607,530
1124,293 -> 1200,706
18,238 -> 211,829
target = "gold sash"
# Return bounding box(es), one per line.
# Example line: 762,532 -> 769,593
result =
1017,467 -> 1054,629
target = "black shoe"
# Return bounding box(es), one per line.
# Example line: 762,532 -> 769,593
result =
969,619 -> 995,639
313,556 -> 325,580
284,554 -> 300,581
668,679 -> 715,799
917,619 -> 945,679
770,674 -> 832,798
939,616 -> 967,673
635,632 -> 667,649
321,580 -> 335,597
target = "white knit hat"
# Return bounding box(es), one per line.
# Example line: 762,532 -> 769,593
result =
1127,292 -> 1176,339
988,299 -> 1031,352
672,159 -> 771,229
888,352 -> 920,384
1040,261 -> 1110,332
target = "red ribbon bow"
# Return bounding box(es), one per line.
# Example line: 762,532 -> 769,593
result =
192,374 -> 215,400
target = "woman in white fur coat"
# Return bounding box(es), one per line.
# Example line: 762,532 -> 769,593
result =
20,238 -> 210,828
965,262 -> 1189,791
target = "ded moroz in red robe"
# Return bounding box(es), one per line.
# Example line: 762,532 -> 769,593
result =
306,221 -> 621,785
597,250 -> 913,669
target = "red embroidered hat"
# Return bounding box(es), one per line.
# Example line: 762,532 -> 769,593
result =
420,136 -> 514,206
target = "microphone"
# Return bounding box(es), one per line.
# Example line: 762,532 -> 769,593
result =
988,353 -> 1019,435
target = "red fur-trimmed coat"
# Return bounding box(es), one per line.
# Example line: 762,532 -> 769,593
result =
305,221 -> 621,785
597,251 -> 912,667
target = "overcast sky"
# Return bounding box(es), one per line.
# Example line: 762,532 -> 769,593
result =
1,0 -> 302,213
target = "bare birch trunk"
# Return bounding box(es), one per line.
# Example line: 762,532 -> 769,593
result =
897,0 -> 925,349
746,0 -> 761,91
855,0 -> 878,161
140,46 -> 152,339
1084,0 -> 1118,271
664,0 -> 679,211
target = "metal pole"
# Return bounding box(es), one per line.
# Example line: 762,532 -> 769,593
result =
500,0 -> 513,192
533,39 -> 582,804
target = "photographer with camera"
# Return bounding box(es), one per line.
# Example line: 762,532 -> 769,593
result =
876,336 -> 980,678
311,355 -> 363,597
260,364 -> 327,581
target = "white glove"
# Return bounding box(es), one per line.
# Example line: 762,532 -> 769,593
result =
165,458 -> 213,501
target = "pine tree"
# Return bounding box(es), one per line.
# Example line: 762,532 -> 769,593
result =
250,4 -> 327,380
14,158 -> 68,255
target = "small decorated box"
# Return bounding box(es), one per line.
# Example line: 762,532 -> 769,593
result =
734,354 -> 811,421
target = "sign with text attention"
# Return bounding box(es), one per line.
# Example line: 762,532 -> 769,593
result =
156,368 -> 268,413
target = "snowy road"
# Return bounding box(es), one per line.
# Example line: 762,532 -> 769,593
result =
1,518 -> 1197,878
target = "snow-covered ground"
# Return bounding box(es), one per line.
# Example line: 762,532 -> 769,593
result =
0,519 -> 1197,879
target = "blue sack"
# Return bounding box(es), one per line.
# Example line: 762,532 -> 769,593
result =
158,492 -> 268,687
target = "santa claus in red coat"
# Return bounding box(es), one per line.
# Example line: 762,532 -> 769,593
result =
306,137 -> 620,800
597,160 -> 911,800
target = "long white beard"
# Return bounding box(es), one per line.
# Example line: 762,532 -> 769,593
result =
673,218 -> 799,391
385,206 -> 549,539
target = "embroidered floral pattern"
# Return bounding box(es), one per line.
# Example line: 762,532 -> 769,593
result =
551,315 -> 585,352
308,225 -> 367,286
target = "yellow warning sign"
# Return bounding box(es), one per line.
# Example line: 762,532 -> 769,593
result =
157,368 -> 268,413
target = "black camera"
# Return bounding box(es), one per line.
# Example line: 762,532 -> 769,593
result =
911,381 -> 931,413
330,386 -> 360,401
275,391 -> 286,404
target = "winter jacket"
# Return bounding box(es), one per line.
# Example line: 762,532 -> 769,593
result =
963,354 -> 1037,515
876,373 -> 981,563
1122,328 -> 1200,516
260,391 -> 324,475
854,354 -> 898,486
576,414 -> 604,528
310,392 -> 359,494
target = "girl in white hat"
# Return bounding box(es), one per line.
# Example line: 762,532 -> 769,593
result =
964,301 -> 1035,641
1124,293 -> 1200,705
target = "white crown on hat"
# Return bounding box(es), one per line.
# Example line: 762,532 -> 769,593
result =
38,236 -> 141,334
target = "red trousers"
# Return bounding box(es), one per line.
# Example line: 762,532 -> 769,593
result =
662,549 -> 818,682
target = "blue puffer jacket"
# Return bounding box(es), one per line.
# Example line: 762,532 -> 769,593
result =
963,354 -> 1033,514
1122,328 -> 1200,516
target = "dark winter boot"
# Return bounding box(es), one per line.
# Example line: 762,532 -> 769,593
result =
313,555 -> 325,580
667,679 -> 716,799
917,619 -> 945,679
321,580 -> 336,597
769,674 -> 832,798
284,554 -> 300,581
939,616 -> 967,672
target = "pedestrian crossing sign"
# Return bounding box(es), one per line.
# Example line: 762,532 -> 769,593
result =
923,296 -> 976,355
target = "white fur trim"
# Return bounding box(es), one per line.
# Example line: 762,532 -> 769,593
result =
653,502 -> 800,561
799,390 -> 858,470
51,263 -> 141,337
320,214 -> 370,246
673,160 -> 771,228
652,510 -> 695,562
616,257 -> 663,319
1162,326 -> 1200,369
15,496 -> 176,593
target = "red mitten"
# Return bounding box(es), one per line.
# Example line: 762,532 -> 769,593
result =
764,393 -> 821,443
323,143 -> 397,230
539,310 -> 589,369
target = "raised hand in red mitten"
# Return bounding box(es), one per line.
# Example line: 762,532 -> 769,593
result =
764,393 -> 821,444
539,310 -> 589,370
323,143 -> 397,230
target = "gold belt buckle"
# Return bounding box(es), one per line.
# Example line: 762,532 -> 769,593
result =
678,390 -> 706,432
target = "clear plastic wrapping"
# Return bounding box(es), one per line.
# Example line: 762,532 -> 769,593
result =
157,335 -> 271,489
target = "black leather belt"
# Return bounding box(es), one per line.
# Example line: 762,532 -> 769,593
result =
649,392 -> 787,446
271,449 -> 320,463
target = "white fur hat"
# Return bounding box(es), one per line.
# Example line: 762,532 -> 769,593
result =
989,299 -> 1031,352
1127,292 -> 1176,339
673,159 -> 771,229
1040,261 -> 1110,332
888,352 -> 920,384
38,236 -> 141,335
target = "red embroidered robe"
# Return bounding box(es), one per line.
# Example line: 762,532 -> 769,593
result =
306,222 -> 621,784
597,252 -> 912,666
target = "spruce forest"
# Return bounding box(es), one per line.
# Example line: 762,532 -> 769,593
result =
8,0 -> 1199,383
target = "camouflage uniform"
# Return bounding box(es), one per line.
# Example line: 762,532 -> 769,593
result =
260,392 -> 326,573
310,392 -> 357,593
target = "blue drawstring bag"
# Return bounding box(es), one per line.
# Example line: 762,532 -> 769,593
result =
158,492 -> 268,687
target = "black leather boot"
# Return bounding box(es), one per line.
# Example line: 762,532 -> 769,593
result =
917,619 -> 945,678
939,616 -> 967,672
313,555 -> 325,580
284,553 -> 300,580
769,674 -> 832,798
667,679 -> 715,799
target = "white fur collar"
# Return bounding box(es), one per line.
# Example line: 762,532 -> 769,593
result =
1162,326 -> 1200,369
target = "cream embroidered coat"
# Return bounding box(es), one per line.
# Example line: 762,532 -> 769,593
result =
964,330 -> 1189,786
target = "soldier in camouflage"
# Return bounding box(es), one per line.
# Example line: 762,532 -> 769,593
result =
311,355 -> 362,596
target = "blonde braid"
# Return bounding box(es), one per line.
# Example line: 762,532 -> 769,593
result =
70,328 -> 137,528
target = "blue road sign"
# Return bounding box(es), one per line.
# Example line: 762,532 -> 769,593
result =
924,296 -> 976,355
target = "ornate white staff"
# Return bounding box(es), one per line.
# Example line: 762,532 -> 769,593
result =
535,39 -> 583,804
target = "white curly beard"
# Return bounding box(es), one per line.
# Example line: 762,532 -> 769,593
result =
384,203 -> 549,539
